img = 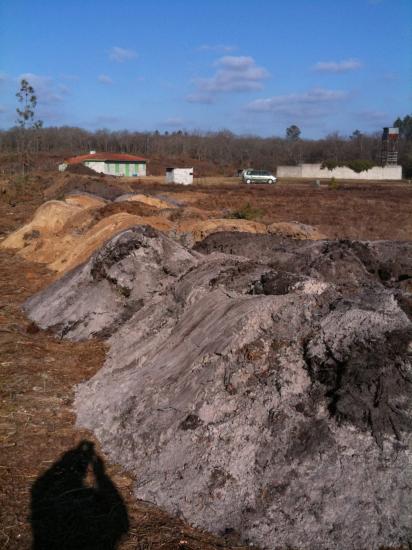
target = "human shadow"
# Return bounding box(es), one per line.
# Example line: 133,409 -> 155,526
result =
30,440 -> 129,550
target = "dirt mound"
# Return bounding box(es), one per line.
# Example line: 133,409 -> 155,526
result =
23,229 -> 412,549
167,206 -> 213,223
48,213 -> 173,273
24,226 -> 198,339
1,200 -> 84,250
93,201 -> 160,219
2,195 -> 276,272
115,194 -> 177,209
44,174 -> 127,201
267,221 -> 326,240
64,193 -> 108,209
65,163 -> 96,175
1,198 -> 174,273
177,218 -> 267,243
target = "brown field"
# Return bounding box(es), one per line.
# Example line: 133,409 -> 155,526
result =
137,177 -> 412,240
1,172 -> 412,549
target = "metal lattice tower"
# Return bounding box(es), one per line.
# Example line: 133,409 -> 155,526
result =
381,127 -> 399,166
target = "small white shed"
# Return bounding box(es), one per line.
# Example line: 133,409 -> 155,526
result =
165,167 -> 193,185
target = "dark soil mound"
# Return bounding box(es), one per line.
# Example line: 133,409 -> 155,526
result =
93,201 -> 159,220
47,174 -> 127,201
65,163 -> 97,175
24,230 -> 412,550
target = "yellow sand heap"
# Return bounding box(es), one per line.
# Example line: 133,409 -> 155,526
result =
1,197 -> 173,273
267,222 -> 326,240
4,194 -> 319,274
177,218 -> 268,243
64,194 -> 107,209
48,213 -> 173,273
1,200 -> 85,250
123,194 -> 176,209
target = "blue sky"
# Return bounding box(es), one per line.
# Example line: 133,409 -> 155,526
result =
0,0 -> 411,138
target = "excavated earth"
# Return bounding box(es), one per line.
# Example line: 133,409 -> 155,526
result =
24,227 -> 412,550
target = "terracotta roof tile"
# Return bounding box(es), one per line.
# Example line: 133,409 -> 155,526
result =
65,152 -> 146,164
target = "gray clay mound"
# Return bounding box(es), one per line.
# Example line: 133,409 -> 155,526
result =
24,228 -> 412,550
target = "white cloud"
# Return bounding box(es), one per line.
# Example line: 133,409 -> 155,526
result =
109,46 -> 138,62
246,88 -> 349,118
189,56 -> 269,103
98,74 -> 113,85
198,44 -> 237,53
312,58 -> 362,73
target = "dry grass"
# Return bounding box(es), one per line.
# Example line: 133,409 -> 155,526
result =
129,178 -> 412,240
170,180 -> 412,240
1,172 -> 412,549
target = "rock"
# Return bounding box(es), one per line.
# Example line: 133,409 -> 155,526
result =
23,230 -> 412,549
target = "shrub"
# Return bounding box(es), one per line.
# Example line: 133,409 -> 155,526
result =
328,177 -> 339,190
321,159 -> 374,173
346,159 -> 375,173
230,202 -> 263,220
321,160 -> 340,171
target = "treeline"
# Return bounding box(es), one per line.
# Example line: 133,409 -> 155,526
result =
1,123 -> 411,176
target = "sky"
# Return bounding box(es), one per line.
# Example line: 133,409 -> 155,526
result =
0,0 -> 411,138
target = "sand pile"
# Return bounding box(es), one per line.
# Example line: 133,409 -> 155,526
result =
24,228 -> 412,550
64,193 -> 108,209
3,190 -> 331,274
115,193 -> 177,209
177,218 -> 268,243
1,200 -> 86,250
1,196 -> 173,273
47,213 -> 173,273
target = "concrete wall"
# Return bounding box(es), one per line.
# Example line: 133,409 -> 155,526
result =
165,168 -> 193,185
277,163 -> 403,181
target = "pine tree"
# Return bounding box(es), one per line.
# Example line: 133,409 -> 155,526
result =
16,79 -> 43,174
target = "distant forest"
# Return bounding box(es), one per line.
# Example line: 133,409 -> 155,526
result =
0,115 -> 411,176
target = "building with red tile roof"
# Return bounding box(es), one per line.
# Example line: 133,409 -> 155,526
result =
60,151 -> 147,177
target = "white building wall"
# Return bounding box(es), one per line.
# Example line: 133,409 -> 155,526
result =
84,161 -> 146,177
277,163 -> 403,181
136,163 -> 146,176
165,168 -> 193,185
85,160 -> 106,174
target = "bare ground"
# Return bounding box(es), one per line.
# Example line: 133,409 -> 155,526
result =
1,173 -> 412,549
0,185 -> 249,550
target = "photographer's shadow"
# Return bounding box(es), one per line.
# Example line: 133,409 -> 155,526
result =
30,440 -> 129,550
